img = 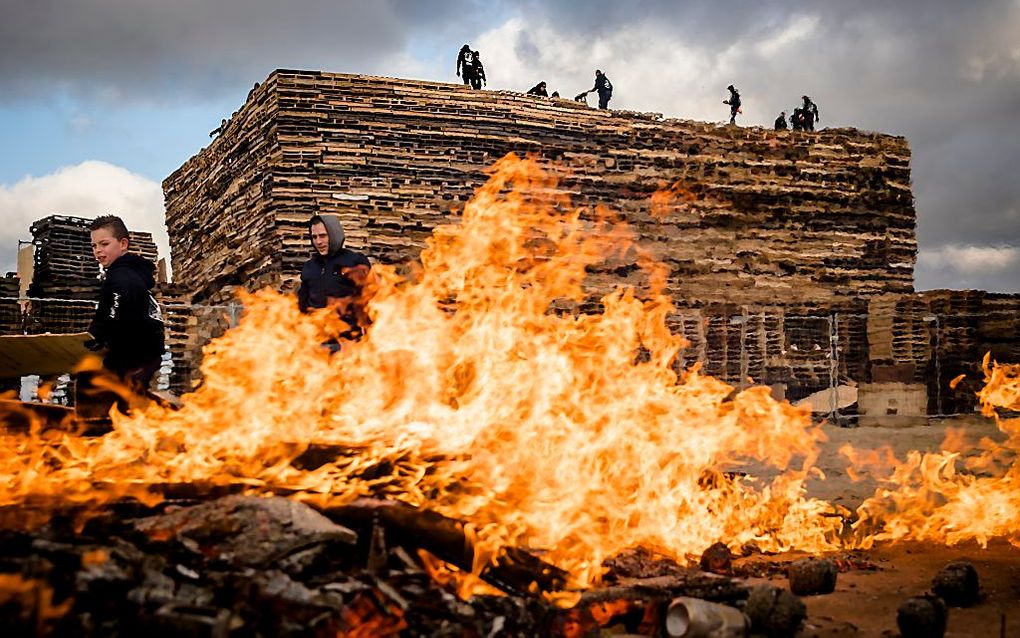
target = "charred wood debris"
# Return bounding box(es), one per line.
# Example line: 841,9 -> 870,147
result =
0,490 -> 900,638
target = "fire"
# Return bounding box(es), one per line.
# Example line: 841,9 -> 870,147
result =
845,355 -> 1020,548
1,154 -> 1018,590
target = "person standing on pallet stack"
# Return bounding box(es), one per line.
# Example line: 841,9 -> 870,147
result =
527,81 -> 548,97
589,69 -> 613,109
298,214 -> 372,349
723,84 -> 742,125
456,44 -> 474,87
799,95 -> 820,131
86,215 -> 165,393
468,50 -> 486,89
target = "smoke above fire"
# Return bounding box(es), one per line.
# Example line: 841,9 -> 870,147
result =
1,154 -> 1018,589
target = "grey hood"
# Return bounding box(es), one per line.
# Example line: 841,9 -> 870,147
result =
312,213 -> 346,256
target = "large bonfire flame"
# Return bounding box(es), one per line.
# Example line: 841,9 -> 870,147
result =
2,155 -> 1019,590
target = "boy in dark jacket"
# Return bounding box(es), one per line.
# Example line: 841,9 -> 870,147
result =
87,215 -> 165,391
297,214 -> 372,340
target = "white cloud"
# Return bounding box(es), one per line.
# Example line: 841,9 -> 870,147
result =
918,244 -> 1019,275
959,3 -> 1020,83
963,47 -> 1020,82
0,161 -> 167,277
471,15 -> 833,125
754,15 -> 820,57
473,17 -> 722,119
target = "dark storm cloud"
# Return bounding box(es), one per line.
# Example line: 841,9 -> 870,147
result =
501,0 -> 1020,291
0,0 -> 485,102
2,0 -> 1017,290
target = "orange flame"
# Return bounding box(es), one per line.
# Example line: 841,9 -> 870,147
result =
847,355 -> 1020,548
1,155 -> 1018,590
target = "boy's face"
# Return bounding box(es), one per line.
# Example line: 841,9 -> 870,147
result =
311,222 -> 330,256
90,228 -> 129,268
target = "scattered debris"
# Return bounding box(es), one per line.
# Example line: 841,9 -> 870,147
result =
699,542 -> 733,575
786,557 -> 837,595
931,560 -> 980,607
744,584 -> 806,637
664,596 -> 749,638
897,594 -> 948,638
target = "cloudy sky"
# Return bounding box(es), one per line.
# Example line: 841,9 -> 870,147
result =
1,0 -> 1017,292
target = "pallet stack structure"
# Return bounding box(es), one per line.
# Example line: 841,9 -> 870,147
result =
0,274 -> 23,392
865,290 -> 1020,415
156,282 -> 242,396
0,275 -> 21,334
26,216 -> 98,335
161,70 -> 1018,409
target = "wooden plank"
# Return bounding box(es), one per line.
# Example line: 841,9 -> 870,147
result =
0,332 -> 92,377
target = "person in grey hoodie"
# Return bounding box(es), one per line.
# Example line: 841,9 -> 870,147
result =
297,214 -> 372,339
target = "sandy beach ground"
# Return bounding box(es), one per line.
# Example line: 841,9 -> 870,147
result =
738,415 -> 1018,636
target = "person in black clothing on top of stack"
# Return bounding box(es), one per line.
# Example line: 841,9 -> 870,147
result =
590,69 -> 613,109
298,214 -> 372,347
468,50 -> 486,89
527,81 -> 548,96
724,84 -> 741,125
800,95 -> 820,131
456,44 -> 474,86
87,215 -> 165,394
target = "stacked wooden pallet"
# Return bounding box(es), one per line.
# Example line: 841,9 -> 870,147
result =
29,216 -> 99,280
156,283 -> 245,396
978,294 -> 1020,366
668,299 -> 869,401
129,231 -> 160,266
156,283 -> 196,395
165,71 -> 917,309
0,275 -> 22,336
0,275 -> 22,391
161,70 -> 922,397
865,290 -> 1020,414
25,299 -> 96,335
28,215 -> 100,299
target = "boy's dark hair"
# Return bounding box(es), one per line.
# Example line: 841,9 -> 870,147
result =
308,214 -> 325,229
90,215 -> 130,242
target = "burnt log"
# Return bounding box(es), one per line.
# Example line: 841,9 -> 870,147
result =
578,574 -> 749,607
135,496 -> 357,569
323,498 -> 568,597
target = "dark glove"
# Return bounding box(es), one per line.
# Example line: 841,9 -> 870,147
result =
84,339 -> 105,352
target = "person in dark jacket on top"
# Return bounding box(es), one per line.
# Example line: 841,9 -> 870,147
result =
468,50 -> 486,89
87,215 -> 165,391
800,95 -> 820,131
527,81 -> 548,97
456,44 -> 474,86
724,84 -> 741,125
774,111 -> 788,130
590,70 -> 613,109
298,214 -> 372,342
